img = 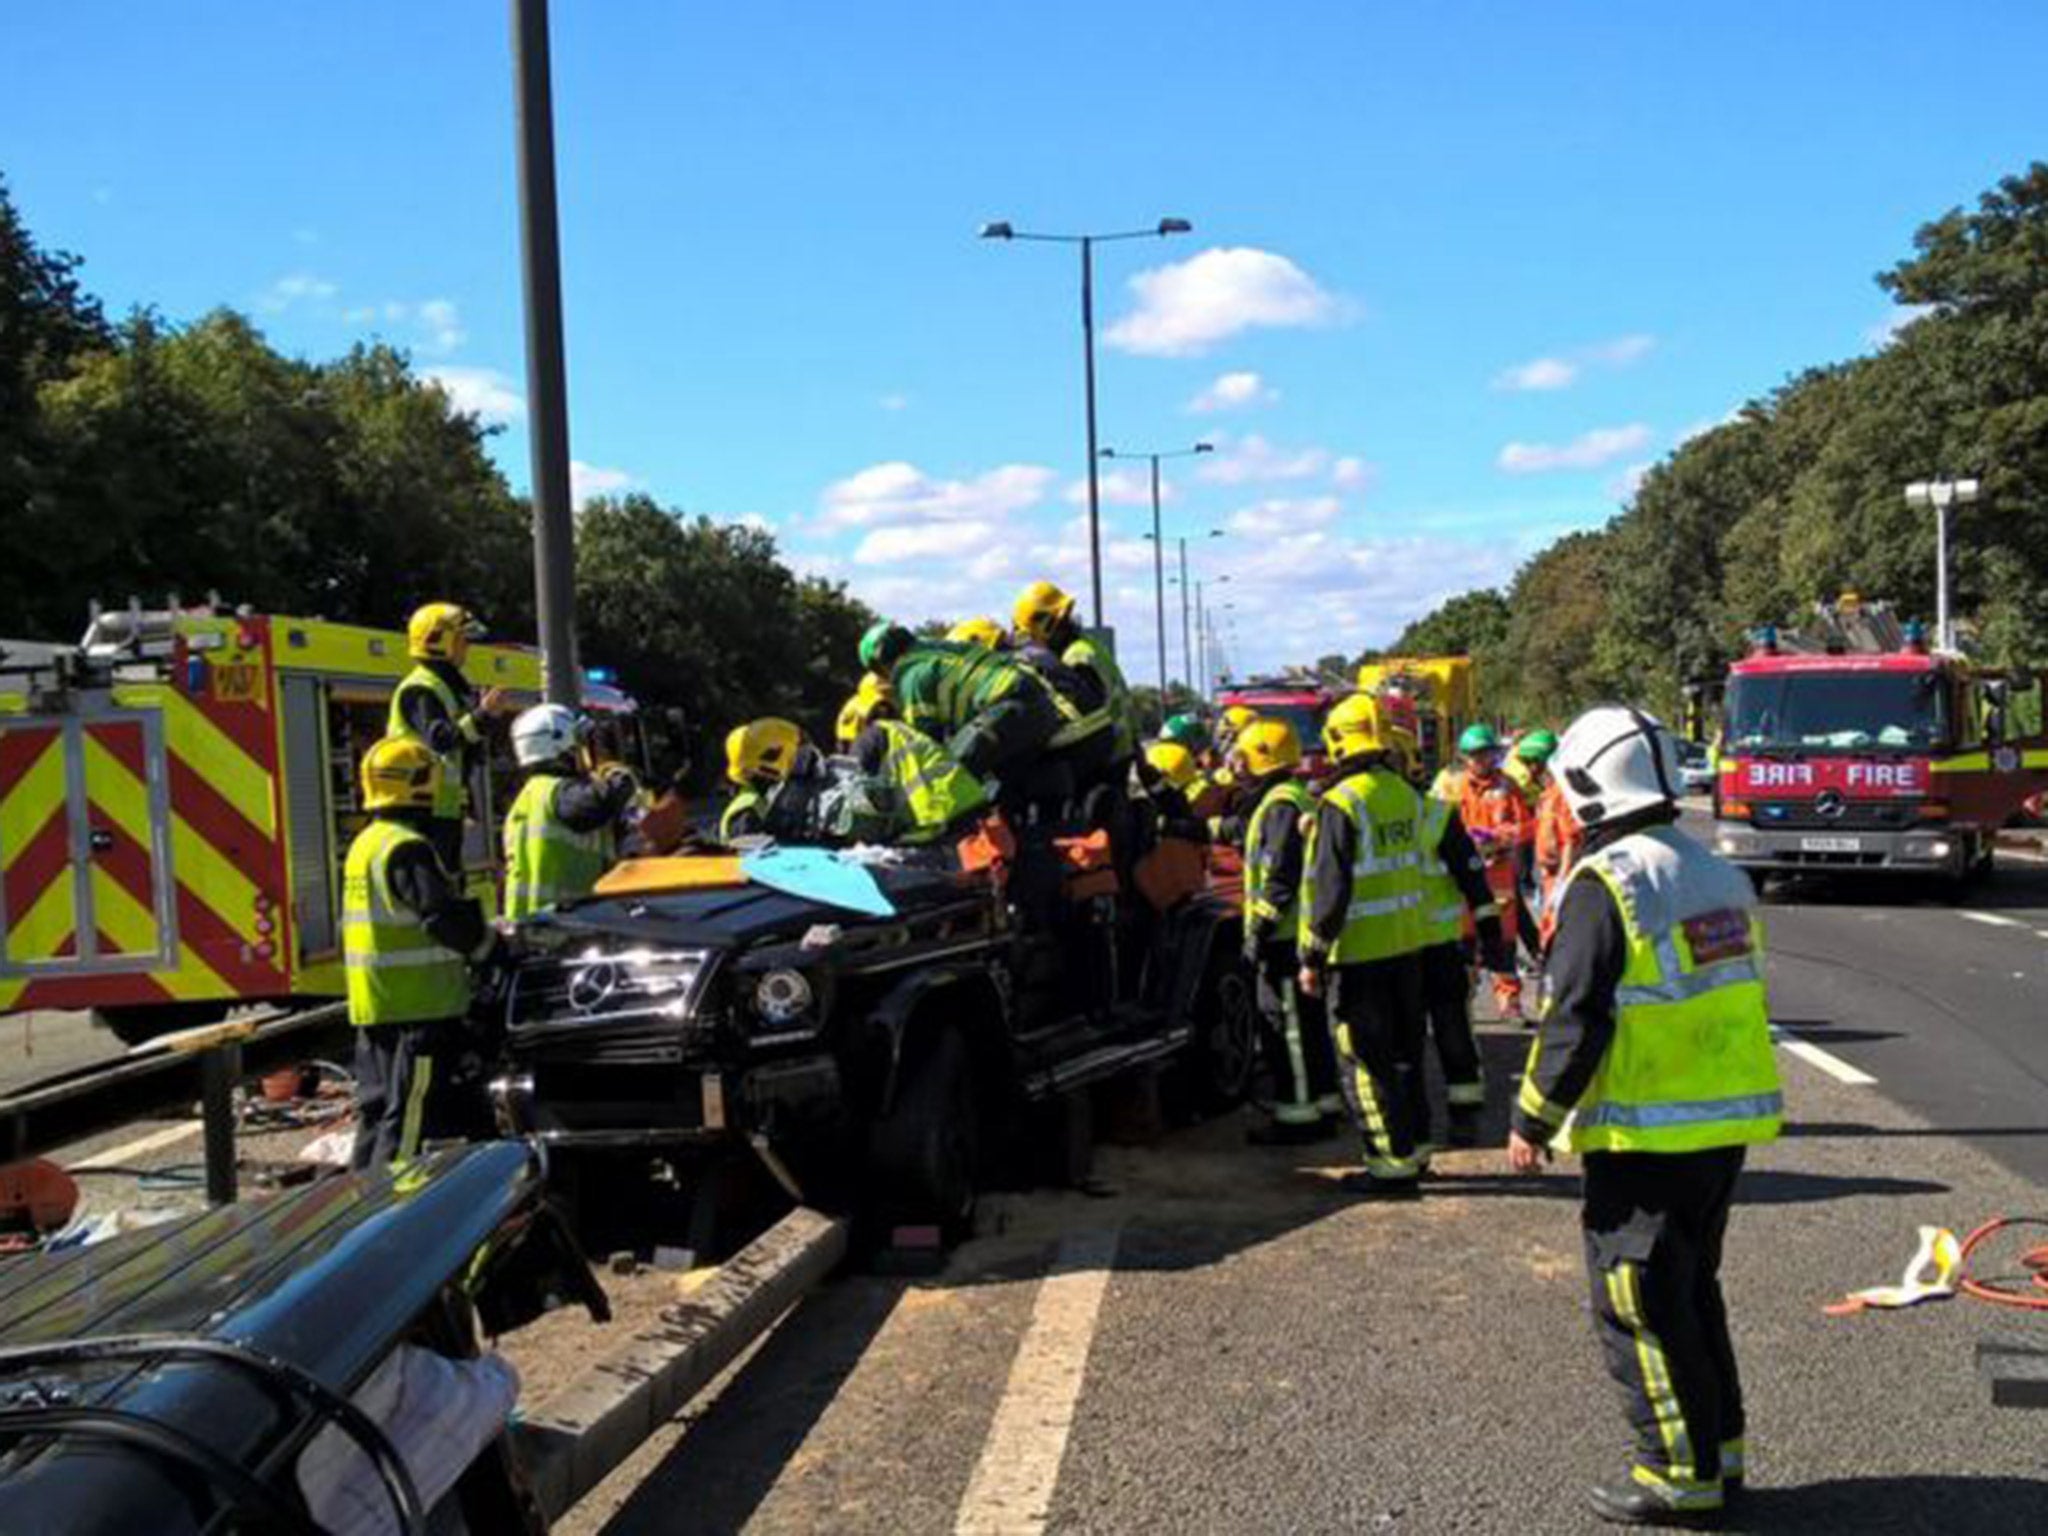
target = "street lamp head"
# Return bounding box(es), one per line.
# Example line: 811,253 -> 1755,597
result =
1904,482 -> 1933,507
1955,478 -> 1982,503
978,220 -> 1016,240
1207,528 -> 1225,538
1194,442 -> 1214,454
1098,447 -> 1119,459
1157,218 -> 1193,236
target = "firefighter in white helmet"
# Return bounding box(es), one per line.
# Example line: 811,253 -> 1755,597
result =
1509,706 -> 1783,1525
343,736 -> 499,1168
502,704 -> 639,921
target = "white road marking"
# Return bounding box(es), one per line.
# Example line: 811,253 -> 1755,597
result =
1959,909 -> 2024,929
67,1118 -> 203,1170
1772,1029 -> 1878,1086
956,1228 -> 1121,1535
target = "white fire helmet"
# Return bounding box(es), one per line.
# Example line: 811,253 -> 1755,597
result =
510,703 -> 584,768
1553,705 -> 1682,828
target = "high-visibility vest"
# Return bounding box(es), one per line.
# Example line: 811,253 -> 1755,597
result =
1244,778 -> 1314,938
720,787 -> 765,842
1065,634 -> 1136,760
503,773 -> 614,919
872,719 -> 988,842
1534,826 -> 1783,1155
1302,766 -> 1425,964
343,819 -> 471,1026
387,665 -> 470,820
1415,794 -> 1468,948
1428,765 -> 1462,804
895,642 -> 1024,734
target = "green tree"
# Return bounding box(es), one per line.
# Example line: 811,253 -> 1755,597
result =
1388,588 -> 1509,659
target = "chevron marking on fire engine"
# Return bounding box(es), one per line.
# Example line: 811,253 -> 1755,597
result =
0,730 -> 65,876
156,688 -> 278,840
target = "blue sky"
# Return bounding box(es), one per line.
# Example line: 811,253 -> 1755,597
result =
6,2 -> 2046,680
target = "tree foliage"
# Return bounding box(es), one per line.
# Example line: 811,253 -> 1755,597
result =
1390,160 -> 2048,725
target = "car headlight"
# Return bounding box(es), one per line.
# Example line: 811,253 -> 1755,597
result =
754,969 -> 815,1027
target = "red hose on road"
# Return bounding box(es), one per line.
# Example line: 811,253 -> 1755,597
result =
1957,1217 -> 2048,1312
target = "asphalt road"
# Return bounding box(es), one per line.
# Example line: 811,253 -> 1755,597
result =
555,825 -> 2048,1535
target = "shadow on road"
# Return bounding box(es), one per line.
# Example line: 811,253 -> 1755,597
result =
1736,1168 -> 1950,1205
1787,1119 -> 2048,1144
1732,1474 -> 2048,1531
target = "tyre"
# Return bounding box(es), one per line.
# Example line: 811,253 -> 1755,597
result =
92,1001 -> 227,1048
1183,952 -> 1257,1112
867,1027 -> 979,1235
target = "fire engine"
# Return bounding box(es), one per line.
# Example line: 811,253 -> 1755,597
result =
1214,672 -> 1343,772
1354,656 -> 1476,780
0,604 -> 648,1043
1711,596 -> 2048,885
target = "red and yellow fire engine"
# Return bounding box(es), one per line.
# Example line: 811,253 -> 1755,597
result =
0,605 -> 643,1042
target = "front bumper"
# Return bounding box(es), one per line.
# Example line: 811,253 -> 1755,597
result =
491,1050 -> 845,1150
1712,822 -> 1966,874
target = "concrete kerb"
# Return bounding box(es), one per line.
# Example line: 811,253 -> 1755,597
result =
518,1205 -> 850,1523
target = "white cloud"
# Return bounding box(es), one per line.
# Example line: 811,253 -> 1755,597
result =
878,392 -> 910,412
818,461 -> 1055,531
854,520 -> 1000,565
1188,370 -> 1277,413
1497,423 -> 1654,473
1493,356 -> 1578,392
1197,433 -> 1331,485
1106,247 -> 1342,357
1330,456 -> 1374,490
1067,468 -> 1172,508
415,298 -> 465,354
1227,496 -> 1342,537
257,272 -> 338,313
1493,334 -> 1656,392
1606,462 -> 1653,502
570,460 -> 637,506
422,365 -> 526,425
1866,304 -> 1933,347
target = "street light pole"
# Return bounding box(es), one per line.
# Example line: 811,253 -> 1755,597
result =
979,217 -> 1193,629
510,0 -> 580,706
1104,443 -> 1211,702
1904,476 -> 1982,651
1178,536 -> 1192,689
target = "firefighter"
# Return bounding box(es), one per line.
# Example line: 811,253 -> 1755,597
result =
836,673 -> 893,751
342,736 -> 497,1169
1013,580 -> 1139,769
1456,723 -> 1534,1020
1238,718 -> 1338,1142
1510,706 -> 1782,1525
948,616 -> 1008,650
388,602 -> 509,870
722,718 -> 827,841
501,704 -> 638,920
1415,784 -> 1516,1147
1141,740 -> 1210,841
846,703 -> 993,845
861,623 -> 1093,815
1298,693 -> 1430,1197
1507,726 -> 1560,803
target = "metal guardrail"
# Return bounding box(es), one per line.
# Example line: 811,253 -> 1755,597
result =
0,1004 -> 350,1200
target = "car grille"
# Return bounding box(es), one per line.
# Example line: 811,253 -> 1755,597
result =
507,945 -> 713,1039
1751,800 -> 1920,832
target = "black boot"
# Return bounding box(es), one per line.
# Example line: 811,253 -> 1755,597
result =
1589,1479 -> 1723,1527
1337,1170 -> 1422,1200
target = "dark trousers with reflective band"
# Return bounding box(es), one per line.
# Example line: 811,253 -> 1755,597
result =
1254,943 -> 1335,1123
1582,1147 -> 1746,1504
352,1018 -> 470,1169
1419,941 -> 1484,1125
1327,953 -> 1427,1180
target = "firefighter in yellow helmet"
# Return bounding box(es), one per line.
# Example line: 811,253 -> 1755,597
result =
1298,692 -> 1431,1197
388,602 -> 511,869
836,673 -> 893,751
343,736 -> 499,1168
1234,718 -> 1338,1142
722,718 -> 823,842
947,617 -> 1007,650
843,687 -> 992,846
1142,740 -> 1209,840
1013,580 -> 1138,770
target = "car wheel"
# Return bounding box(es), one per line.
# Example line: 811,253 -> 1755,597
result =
868,1027 -> 979,1237
1189,955 -> 1257,1110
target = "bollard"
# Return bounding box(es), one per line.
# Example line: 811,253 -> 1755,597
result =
198,1042 -> 241,1206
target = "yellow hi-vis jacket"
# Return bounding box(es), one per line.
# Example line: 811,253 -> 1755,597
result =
1244,778 -> 1315,938
343,819 -> 471,1026
387,664 -> 474,821
1531,826 -> 1783,1155
1415,794 -> 1469,949
1064,633 -> 1137,761
1300,765 -> 1425,965
503,773 -> 614,920
871,719 -> 989,842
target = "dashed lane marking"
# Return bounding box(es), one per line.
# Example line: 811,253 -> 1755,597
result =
1772,1028 -> 1878,1087
66,1118 -> 203,1170
1959,909 -> 2025,929
955,1228 -> 1121,1536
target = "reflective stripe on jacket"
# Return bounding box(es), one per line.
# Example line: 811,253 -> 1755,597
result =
343,819 -> 471,1026
1244,778 -> 1315,936
1548,826 -> 1782,1154
1302,765 -> 1425,964
1064,634 -> 1136,760
387,665 -> 471,820
721,787 -> 765,842
873,719 -> 989,842
1415,794 -> 1467,948
503,773 -> 613,919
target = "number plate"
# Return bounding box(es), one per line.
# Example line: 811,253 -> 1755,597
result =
1799,835 -> 1862,853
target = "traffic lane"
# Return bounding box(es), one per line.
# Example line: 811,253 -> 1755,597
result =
569,1040 -> 2048,1534
1759,871 -> 2048,1187
1053,1048 -> 2048,1534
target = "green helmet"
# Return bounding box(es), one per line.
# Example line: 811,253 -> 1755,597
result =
1457,722 -> 1501,755
1514,728 -> 1559,763
858,621 -> 912,673
1160,713 -> 1208,749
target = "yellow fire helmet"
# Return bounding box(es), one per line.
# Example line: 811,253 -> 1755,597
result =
1145,740 -> 1200,794
360,734 -> 443,812
1322,692 -> 1390,760
1012,580 -> 1078,644
726,717 -> 804,787
407,601 -> 481,664
1221,703 -> 1259,736
1234,718 -> 1302,779
834,673 -> 895,749
947,616 -> 1006,650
